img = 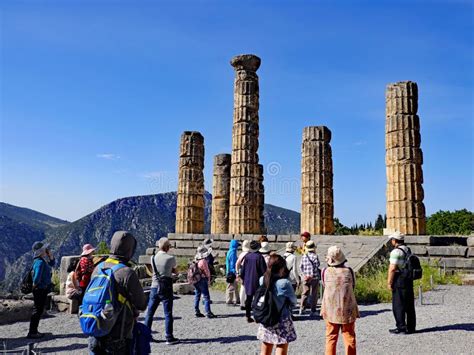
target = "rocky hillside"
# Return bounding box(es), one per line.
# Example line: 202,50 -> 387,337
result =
0,203 -> 69,282
0,193 -> 300,291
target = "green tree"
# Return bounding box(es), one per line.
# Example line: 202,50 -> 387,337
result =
375,214 -> 385,231
334,218 -> 351,235
426,209 -> 473,235
96,241 -> 110,255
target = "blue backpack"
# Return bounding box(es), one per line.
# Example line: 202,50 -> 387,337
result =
79,259 -> 127,337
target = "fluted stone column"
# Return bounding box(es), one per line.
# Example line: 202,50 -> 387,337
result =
211,154 -> 231,234
257,163 -> 266,234
301,126 -> 335,235
175,131 -> 205,234
229,54 -> 261,234
385,81 -> 426,235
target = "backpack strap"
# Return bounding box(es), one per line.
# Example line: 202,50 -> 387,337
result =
151,250 -> 162,279
347,266 -> 355,290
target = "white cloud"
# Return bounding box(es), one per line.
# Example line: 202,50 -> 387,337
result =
96,153 -> 120,160
354,140 -> 367,146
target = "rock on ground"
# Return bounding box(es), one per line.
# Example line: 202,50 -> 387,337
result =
0,285 -> 473,354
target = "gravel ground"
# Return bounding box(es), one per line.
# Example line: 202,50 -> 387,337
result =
1,285 -> 473,354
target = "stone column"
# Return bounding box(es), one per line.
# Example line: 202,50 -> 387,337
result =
175,131 -> 205,234
301,126 -> 335,235
229,54 -> 261,234
257,163 -> 266,234
211,154 -> 231,234
385,81 -> 426,235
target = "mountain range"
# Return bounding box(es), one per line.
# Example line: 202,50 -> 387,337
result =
0,192 -> 300,291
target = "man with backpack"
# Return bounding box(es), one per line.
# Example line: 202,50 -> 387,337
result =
299,240 -> 320,317
387,231 -> 417,335
84,231 -> 147,354
144,237 -> 180,345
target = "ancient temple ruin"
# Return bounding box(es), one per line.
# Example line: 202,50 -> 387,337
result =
257,163 -> 266,234
301,126 -> 335,234
385,81 -> 426,235
211,154 -> 231,233
175,131 -> 205,234
228,54 -> 262,234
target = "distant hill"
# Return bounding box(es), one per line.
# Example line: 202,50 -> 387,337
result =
0,193 -> 300,291
0,203 -> 69,282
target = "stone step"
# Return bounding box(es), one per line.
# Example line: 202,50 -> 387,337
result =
419,257 -> 474,270
426,246 -> 468,257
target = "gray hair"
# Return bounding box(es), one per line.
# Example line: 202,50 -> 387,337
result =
158,237 -> 171,250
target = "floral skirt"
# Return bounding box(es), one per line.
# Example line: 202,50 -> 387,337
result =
257,317 -> 297,344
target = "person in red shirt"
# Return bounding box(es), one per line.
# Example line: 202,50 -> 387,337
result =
76,244 -> 96,295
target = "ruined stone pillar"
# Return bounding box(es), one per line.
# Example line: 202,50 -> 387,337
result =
211,154 -> 231,234
175,131 -> 205,234
385,81 -> 426,235
229,54 -> 261,234
257,163 -> 266,234
301,126 -> 335,235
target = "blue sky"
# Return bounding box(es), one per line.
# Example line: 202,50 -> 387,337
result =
1,0 -> 473,225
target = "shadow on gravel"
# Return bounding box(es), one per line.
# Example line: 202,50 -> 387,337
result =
359,309 -> 391,318
1,332 -> 87,350
180,335 -> 255,344
37,343 -> 88,353
417,323 -> 474,333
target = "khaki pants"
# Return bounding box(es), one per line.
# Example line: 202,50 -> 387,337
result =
225,280 -> 240,304
239,283 -> 246,306
325,321 -> 356,355
300,278 -> 319,311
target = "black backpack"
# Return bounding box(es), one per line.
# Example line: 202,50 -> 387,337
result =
20,267 -> 34,294
251,282 -> 282,327
398,247 -> 423,281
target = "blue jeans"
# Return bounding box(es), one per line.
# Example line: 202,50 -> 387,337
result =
194,279 -> 211,314
144,287 -> 174,340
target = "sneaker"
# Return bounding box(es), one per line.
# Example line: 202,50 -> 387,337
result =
389,328 -> 406,334
309,311 -> 317,318
26,332 -> 44,339
166,337 -> 180,345
195,312 -> 205,318
207,312 -> 216,319
240,306 -> 246,311
298,309 -> 304,316
247,317 -> 255,323
406,329 -> 416,334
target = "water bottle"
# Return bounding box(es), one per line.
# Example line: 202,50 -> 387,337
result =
101,300 -> 114,320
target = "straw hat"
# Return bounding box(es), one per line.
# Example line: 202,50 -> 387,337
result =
242,240 -> 251,252
306,240 -> 316,252
326,245 -> 347,266
195,245 -> 211,260
286,242 -> 296,253
259,241 -> 271,254
81,244 -> 96,256
388,231 -> 405,242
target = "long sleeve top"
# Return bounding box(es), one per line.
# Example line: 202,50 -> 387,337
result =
236,251 -> 248,274
32,257 -> 55,290
259,277 -> 298,319
240,252 -> 267,295
198,259 -> 211,282
283,252 -> 300,285
226,240 -> 239,274
299,252 -> 320,278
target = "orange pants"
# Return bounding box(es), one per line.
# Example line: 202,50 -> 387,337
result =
325,321 -> 356,355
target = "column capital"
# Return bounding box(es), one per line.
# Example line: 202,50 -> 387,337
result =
231,54 -> 261,71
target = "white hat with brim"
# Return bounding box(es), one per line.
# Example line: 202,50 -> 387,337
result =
326,245 -> 347,266
306,240 -> 316,252
286,242 -> 296,252
242,240 -> 251,252
388,231 -> 405,242
195,245 -> 211,260
259,242 -> 271,254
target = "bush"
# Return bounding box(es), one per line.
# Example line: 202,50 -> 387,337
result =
426,209 -> 473,235
51,269 -> 61,294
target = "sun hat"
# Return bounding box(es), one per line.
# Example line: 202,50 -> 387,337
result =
388,231 -> 405,242
306,240 -> 316,252
81,244 -> 96,256
249,241 -> 260,252
326,245 -> 347,266
32,241 -> 49,257
286,242 -> 296,253
259,242 -> 271,254
242,240 -> 251,252
195,245 -> 211,260
301,231 -> 311,238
